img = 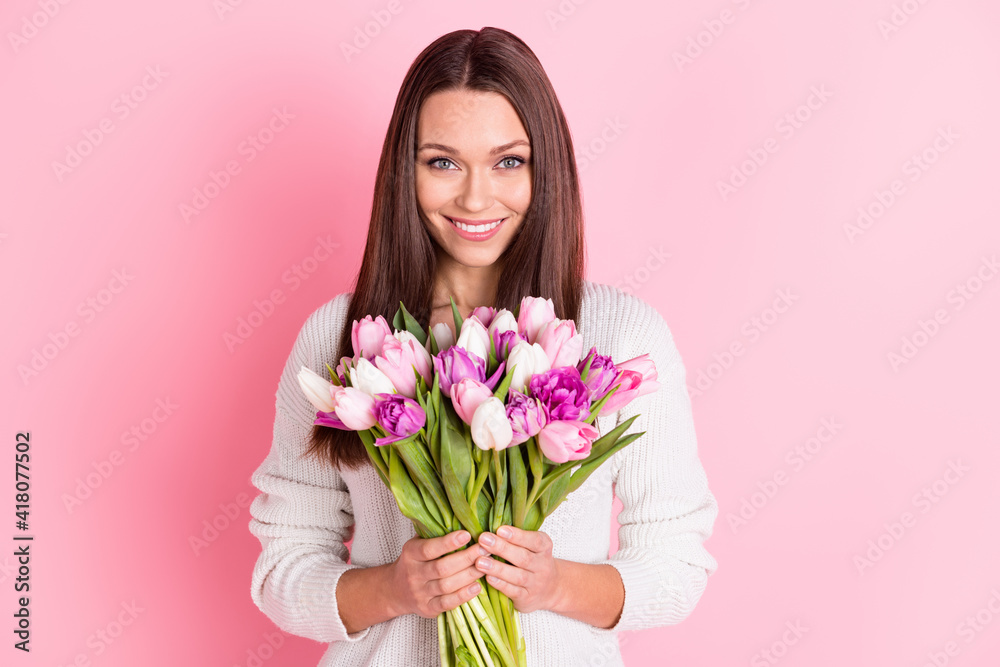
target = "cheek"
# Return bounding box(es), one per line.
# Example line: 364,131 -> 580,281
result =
500,174 -> 532,210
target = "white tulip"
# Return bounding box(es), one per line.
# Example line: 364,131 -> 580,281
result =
297,366 -> 337,412
470,396 -> 513,451
456,315 -> 490,363
506,341 -> 551,393
349,357 -> 396,397
427,322 -> 455,354
487,309 -> 517,338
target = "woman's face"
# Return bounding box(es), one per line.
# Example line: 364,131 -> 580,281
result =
415,89 -> 533,270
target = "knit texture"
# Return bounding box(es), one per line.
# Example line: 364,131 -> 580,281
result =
248,279 -> 719,666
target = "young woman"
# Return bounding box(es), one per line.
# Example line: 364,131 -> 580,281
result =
249,27 -> 719,666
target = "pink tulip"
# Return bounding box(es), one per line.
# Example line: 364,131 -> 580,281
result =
351,314 -> 392,359
450,378 -> 495,425
536,318 -> 584,368
517,296 -> 556,344
537,420 -> 598,463
332,385 -> 377,430
375,331 -> 433,398
598,355 -> 660,416
471,305 -> 497,328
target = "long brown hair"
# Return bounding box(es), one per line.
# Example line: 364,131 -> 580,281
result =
306,27 -> 586,471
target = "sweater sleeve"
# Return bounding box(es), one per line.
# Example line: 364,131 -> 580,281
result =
592,299 -> 719,635
248,303 -> 371,644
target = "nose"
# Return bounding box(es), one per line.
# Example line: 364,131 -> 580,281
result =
455,167 -> 494,213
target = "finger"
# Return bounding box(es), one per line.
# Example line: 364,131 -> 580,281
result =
478,531 -> 533,568
427,550 -> 482,584
436,578 -> 484,613
496,525 -> 552,554
482,571 -> 526,602
435,564 -> 486,598
475,555 -> 528,589
419,530 -> 471,561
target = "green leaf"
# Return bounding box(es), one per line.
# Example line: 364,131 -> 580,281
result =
469,447 -> 491,506
428,399 -> 441,471
475,488 -> 492,531
490,449 -> 508,533
492,362 -> 516,402
325,362 -> 342,387
398,300 -> 428,345
392,305 -> 405,332
584,384 -> 620,425
440,420 -> 483,537
357,430 -> 389,487
578,353 -> 594,383
508,445 -> 528,528
387,445 -> 445,535
540,468 -> 571,516
581,413 -> 640,462
566,431 -> 645,496
395,438 -> 453,528
427,324 -> 440,356
523,504 -> 542,532
526,437 -> 542,486
450,296 -> 464,339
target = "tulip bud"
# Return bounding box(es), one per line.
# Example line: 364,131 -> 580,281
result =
297,366 -> 336,413
470,397 -> 513,451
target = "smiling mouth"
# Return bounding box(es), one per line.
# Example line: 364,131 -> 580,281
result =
445,217 -> 506,232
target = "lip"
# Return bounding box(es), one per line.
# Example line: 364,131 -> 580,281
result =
445,216 -> 506,242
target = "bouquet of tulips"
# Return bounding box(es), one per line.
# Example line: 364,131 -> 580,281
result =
296,295 -> 660,667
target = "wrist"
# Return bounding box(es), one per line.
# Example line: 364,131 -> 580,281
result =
549,558 -> 572,614
380,562 -> 405,619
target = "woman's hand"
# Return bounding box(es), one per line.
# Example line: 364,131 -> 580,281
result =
386,530 -> 485,619
474,525 -> 564,613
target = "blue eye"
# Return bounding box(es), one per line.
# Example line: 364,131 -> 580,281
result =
427,157 -> 456,170
425,155 -> 528,171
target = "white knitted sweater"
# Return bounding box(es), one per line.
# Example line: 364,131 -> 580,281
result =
248,280 -> 719,666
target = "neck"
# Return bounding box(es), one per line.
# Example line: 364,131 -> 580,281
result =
431,253 -> 501,316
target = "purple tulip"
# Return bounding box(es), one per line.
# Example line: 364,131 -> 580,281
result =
598,354 -> 660,416
314,410 -> 350,430
528,367 -> 591,422
505,389 -> 547,446
372,393 -> 426,445
494,329 -> 524,361
578,347 -> 619,401
433,346 -> 505,395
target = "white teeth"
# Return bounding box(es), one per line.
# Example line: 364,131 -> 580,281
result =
450,218 -> 501,233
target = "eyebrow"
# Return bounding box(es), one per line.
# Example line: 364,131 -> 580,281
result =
416,139 -> 530,156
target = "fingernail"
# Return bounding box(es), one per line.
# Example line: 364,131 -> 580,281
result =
480,533 -> 495,546
477,558 -> 492,570
456,531 -> 469,544
478,546 -> 489,556
498,526 -> 512,539
469,583 -> 481,594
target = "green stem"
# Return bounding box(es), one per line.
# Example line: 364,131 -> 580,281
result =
460,601 -> 496,667
512,606 -> 526,667
438,612 -> 452,667
452,604 -> 488,667
448,609 -> 486,667
501,594 -> 516,665
469,593 -> 517,667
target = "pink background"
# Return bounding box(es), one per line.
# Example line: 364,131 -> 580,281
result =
3,1 -> 999,665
